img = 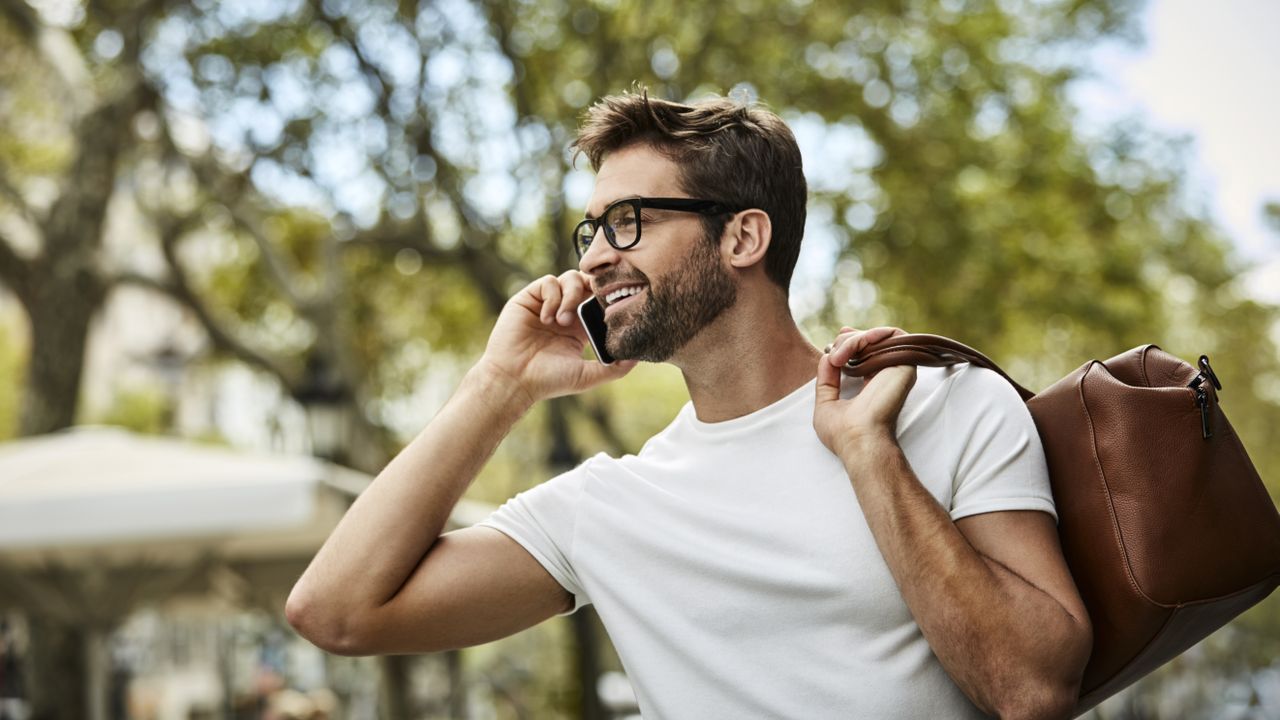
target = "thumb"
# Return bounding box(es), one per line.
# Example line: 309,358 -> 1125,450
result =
577,359 -> 639,389
815,351 -> 843,406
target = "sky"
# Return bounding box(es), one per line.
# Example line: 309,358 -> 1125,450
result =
1071,0 -> 1280,301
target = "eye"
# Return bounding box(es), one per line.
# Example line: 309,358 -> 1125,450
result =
603,203 -> 637,231
575,223 -> 596,252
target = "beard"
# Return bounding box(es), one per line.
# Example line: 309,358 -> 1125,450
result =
605,235 -> 737,363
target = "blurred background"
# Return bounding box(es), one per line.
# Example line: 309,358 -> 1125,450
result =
0,0 -> 1277,717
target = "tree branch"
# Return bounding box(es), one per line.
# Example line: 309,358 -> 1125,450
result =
344,214 -> 527,314
152,112 -> 314,309
114,206 -> 301,389
456,243 -> 523,314
0,166 -> 37,227
316,12 -> 398,130
345,213 -> 446,257
0,0 -> 40,45
114,268 -> 296,388
322,10 -> 498,241
317,7 -> 521,312
0,233 -> 32,304
580,395 -> 631,457
480,0 -> 576,275
227,204 -> 310,308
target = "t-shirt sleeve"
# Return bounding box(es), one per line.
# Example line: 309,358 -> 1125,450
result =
945,364 -> 1058,523
474,463 -> 591,615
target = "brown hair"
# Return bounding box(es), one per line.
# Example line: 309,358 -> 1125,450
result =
572,90 -> 807,293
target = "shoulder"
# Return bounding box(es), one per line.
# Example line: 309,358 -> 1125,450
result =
500,459 -> 594,511
934,362 -> 1026,414
898,363 -> 1031,437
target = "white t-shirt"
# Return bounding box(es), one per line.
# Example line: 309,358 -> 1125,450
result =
478,363 -> 1056,719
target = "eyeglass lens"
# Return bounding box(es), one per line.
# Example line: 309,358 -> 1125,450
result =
576,202 -> 640,256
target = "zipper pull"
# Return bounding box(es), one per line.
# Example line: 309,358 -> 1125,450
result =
1195,386 -> 1212,439
1188,358 -> 1219,441
1199,355 -> 1222,391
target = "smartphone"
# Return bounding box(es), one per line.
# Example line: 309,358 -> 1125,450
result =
577,296 -> 615,365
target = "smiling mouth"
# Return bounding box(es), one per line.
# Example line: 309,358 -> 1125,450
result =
604,285 -> 646,317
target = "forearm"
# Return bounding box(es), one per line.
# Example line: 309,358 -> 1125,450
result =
842,436 -> 1086,718
287,363 -> 530,631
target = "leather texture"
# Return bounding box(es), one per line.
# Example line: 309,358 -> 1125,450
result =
843,334 -> 1280,715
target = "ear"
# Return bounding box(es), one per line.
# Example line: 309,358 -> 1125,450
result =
724,209 -> 772,270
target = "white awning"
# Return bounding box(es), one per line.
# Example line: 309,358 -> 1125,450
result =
0,426 -> 492,568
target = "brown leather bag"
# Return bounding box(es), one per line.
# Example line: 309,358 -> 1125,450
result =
842,333 -> 1280,714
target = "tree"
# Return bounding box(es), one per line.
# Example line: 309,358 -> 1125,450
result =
0,0 -> 167,437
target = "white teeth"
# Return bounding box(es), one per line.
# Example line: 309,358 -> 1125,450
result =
605,285 -> 644,305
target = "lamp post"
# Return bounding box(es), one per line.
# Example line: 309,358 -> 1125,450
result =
149,342 -> 187,388
294,354 -> 351,466
145,340 -> 190,433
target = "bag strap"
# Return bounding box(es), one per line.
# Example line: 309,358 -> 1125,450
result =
842,333 -> 1036,402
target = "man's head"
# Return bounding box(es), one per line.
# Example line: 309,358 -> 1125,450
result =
572,91 -> 807,292
571,91 -> 806,362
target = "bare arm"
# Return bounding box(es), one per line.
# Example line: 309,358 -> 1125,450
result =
813,335 -> 1090,719
286,272 -> 635,655
840,441 -> 1089,719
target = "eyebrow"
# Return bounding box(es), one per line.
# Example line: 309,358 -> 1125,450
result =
584,196 -> 640,221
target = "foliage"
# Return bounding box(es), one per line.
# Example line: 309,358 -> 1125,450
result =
92,384 -> 171,435
1264,200 -> 1280,238
0,20 -> 72,181
0,306 -> 24,441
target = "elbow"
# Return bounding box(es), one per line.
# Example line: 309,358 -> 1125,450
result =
992,676 -> 1082,720
285,583 -> 374,657
991,621 -> 1091,720
991,680 -> 1079,720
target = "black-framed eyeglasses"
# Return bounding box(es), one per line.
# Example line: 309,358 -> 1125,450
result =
572,197 -> 739,259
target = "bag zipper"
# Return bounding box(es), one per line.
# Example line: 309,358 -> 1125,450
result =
1187,355 -> 1222,440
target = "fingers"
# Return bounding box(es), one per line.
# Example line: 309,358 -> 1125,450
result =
555,270 -> 592,326
534,271 -> 594,327
825,326 -> 907,368
537,275 -> 563,324
578,358 -> 639,389
815,348 -> 844,405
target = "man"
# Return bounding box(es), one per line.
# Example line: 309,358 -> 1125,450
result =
286,92 -> 1091,719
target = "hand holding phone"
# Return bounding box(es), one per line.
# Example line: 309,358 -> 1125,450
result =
477,272 -> 633,405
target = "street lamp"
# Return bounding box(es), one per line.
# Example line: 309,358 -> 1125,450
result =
148,342 -> 188,388
142,340 -> 194,433
294,354 -> 351,465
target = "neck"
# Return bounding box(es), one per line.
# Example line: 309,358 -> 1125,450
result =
670,288 -> 823,423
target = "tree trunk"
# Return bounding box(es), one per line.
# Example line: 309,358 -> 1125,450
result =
16,264 -> 103,436
11,151 -> 112,717
23,618 -> 87,720
378,655 -> 411,719
545,397 -> 607,719
13,74 -> 141,720
570,609 -> 606,720
13,73 -> 134,437
446,649 -> 467,719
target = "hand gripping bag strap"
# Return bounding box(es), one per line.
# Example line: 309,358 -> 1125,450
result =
840,333 -> 1035,401
841,332 -> 1280,716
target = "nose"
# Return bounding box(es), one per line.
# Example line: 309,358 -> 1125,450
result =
577,226 -> 622,276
